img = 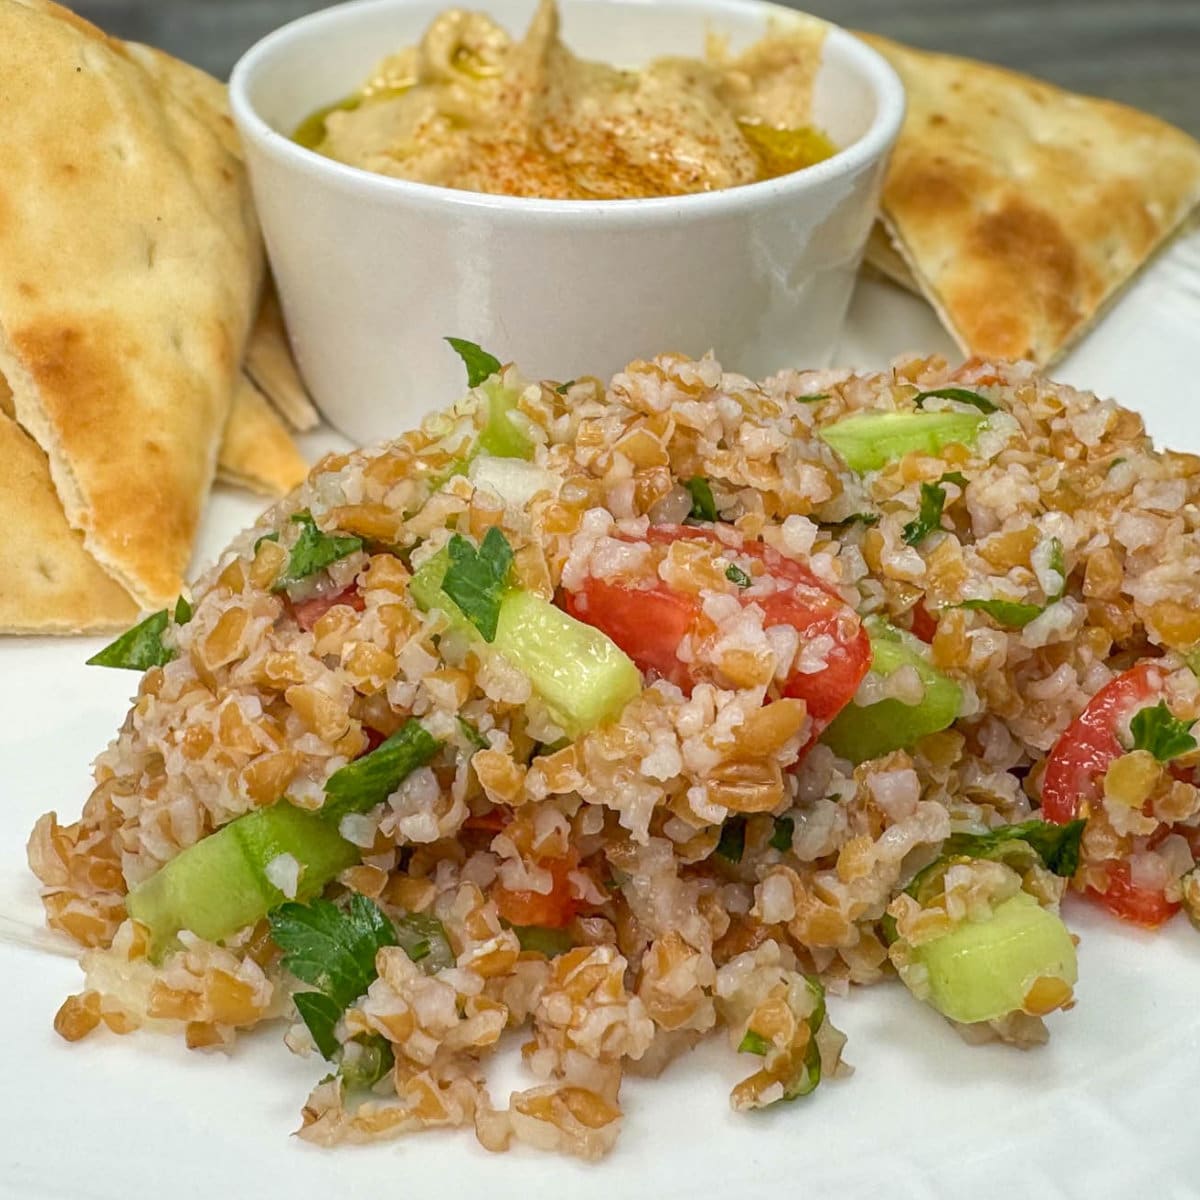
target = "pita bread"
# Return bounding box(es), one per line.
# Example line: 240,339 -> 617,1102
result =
122,40 -> 242,158
0,0 -> 262,609
244,284 -> 320,432
861,34 -> 1200,365
862,221 -> 919,294
127,41 -> 314,489
0,411 -> 139,634
218,374 -> 310,496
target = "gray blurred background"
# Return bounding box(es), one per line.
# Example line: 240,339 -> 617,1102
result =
76,0 -> 1200,136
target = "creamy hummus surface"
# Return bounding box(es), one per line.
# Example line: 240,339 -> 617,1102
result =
296,0 -> 834,199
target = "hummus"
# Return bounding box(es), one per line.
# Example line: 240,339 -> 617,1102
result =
295,0 -> 834,199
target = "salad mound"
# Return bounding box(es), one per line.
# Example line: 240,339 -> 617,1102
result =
29,345 -> 1200,1158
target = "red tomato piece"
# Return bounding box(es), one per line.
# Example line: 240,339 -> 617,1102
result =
1042,661 -> 1184,929
362,725 -> 388,754
1086,860 -> 1181,929
493,856 -> 581,929
560,523 -> 870,737
908,600 -> 938,645
462,808 -> 511,836
289,585 -> 365,632
1040,662 -> 1164,824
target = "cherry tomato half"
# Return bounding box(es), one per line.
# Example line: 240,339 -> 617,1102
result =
1041,663 -> 1163,824
1042,662 -> 1182,928
1086,859 -> 1181,929
560,524 -> 870,737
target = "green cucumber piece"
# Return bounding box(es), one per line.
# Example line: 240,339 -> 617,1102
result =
819,411 -> 986,473
126,804 -> 358,958
409,555 -> 640,735
476,380 -> 535,460
493,589 -> 641,736
912,892 -> 1078,1025
408,548 -> 469,631
821,618 -> 961,763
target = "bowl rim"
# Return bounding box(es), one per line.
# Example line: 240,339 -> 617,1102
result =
228,0 -> 905,221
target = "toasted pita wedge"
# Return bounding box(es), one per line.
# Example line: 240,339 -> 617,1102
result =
861,35 -> 1200,365
0,411 -> 139,634
121,39 -> 242,158
128,40 -> 313,491
245,284 -> 320,432
863,222 -> 919,294
218,374 -> 310,496
0,0 -> 261,609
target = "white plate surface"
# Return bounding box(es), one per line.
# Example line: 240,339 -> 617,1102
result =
3,228 -> 1200,1199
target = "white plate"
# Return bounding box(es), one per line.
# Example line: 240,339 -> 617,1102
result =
4,228 -> 1200,1199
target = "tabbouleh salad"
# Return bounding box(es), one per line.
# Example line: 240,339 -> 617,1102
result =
28,342 -> 1200,1158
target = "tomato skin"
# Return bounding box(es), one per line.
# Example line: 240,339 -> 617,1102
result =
562,576 -> 697,690
1042,662 -> 1183,929
1086,860 -> 1181,929
908,601 -> 938,645
462,808 -> 511,836
493,856 -> 581,928
560,524 -> 870,737
1041,663 -> 1163,823
289,585 -> 365,632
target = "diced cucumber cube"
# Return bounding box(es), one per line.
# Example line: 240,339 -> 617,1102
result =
126,804 -> 358,958
494,590 -> 641,736
912,892 -> 1078,1025
822,619 -> 961,762
819,411 -> 986,473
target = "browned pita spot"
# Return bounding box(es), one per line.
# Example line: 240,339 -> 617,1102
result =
0,0 -> 262,608
245,283 -> 320,432
861,34 -> 1200,365
218,373 -> 311,496
0,408 -> 138,634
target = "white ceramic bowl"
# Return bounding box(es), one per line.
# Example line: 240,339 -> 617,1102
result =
230,0 -> 904,444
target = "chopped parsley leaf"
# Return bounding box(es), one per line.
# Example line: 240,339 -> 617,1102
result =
440,526 -> 514,643
457,717 -> 490,751
338,1035 -> 394,1090
939,819 -> 1087,878
769,817 -> 794,853
684,476 -> 718,523
511,925 -> 575,958
272,512 -> 362,593
444,337 -> 502,387
1130,701 -> 1198,762
87,610 -> 173,671
322,720 -> 442,824
912,387 -> 997,414
725,563 -> 752,588
822,512 -> 880,530
907,819 -> 1086,903
957,598 -> 1043,629
393,912 -> 455,973
715,817 -> 747,863
269,895 -> 398,1060
902,481 -> 948,546
1047,537 -> 1066,600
